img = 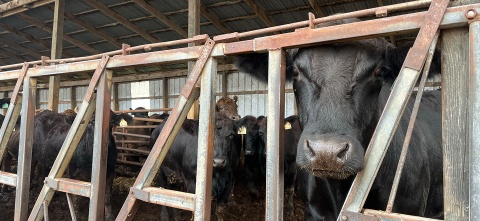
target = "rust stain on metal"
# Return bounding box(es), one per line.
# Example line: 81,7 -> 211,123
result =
180,38 -> 216,99
339,210 -> 380,221
386,32 -> 439,213
84,54 -> 109,103
122,44 -> 130,56
403,0 -> 449,71
11,62 -> 29,104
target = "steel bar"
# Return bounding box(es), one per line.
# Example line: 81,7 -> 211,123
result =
0,62 -> 27,166
194,57 -> 217,221
42,201 -> 49,221
65,193 -> 77,221
89,69 -> 113,221
14,76 -> 36,221
131,117 -> 164,123
113,108 -> 173,114
265,49 -> 285,221
469,16 -> 480,221
115,39 -> 216,221
44,177 -> 92,198
232,0 -> 432,39
115,141 -> 151,145
339,0 -> 449,216
117,160 -> 144,167
113,132 -> 150,139
223,3 -> 479,54
132,187 -> 196,211
28,57 -> 109,221
0,4 -> 477,81
117,147 -> 150,154
116,125 -> 158,129
0,171 -> 17,187
386,32 -> 439,213
363,209 -> 441,221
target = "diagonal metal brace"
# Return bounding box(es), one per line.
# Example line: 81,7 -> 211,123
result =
339,0 -> 450,217
28,55 -> 110,221
115,39 -> 216,221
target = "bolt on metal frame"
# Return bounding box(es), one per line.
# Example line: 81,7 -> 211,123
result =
0,1 -> 476,220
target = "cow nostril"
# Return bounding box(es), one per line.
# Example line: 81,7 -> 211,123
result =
304,139 -> 315,157
337,142 -> 349,161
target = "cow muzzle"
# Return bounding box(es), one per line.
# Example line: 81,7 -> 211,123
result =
231,114 -> 241,121
244,149 -> 254,155
303,133 -> 364,178
213,157 -> 227,168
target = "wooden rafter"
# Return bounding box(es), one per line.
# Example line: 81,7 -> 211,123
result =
0,0 -> 53,18
243,0 -> 280,34
84,0 -> 165,46
132,0 -> 188,38
0,22 -> 75,57
0,47 -> 29,62
14,12 -> 102,54
46,5 -> 123,48
199,4 -> 231,33
308,0 -> 325,17
0,36 -> 43,58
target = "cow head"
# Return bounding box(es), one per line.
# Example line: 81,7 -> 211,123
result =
235,115 -> 263,156
212,112 -> 237,169
216,96 -> 241,121
235,18 -> 440,179
62,109 -> 76,115
130,107 -> 149,118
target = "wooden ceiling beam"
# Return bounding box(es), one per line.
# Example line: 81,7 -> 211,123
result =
308,0 -> 326,17
0,47 -> 28,62
199,4 -> 231,33
46,4 -> 123,48
84,0 -> 166,47
0,22 -> 75,57
243,0 -> 280,34
0,36 -> 43,58
14,12 -> 102,54
132,0 -> 188,38
0,0 -> 53,18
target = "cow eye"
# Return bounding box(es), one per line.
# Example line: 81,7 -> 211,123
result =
292,67 -> 299,77
219,107 -> 224,110
227,134 -> 235,139
374,67 -> 387,77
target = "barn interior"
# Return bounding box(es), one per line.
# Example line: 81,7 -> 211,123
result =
0,0 -> 449,220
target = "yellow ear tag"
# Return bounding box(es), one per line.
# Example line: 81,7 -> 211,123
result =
237,126 -> 246,135
13,127 -> 15,131
285,122 -> 292,130
120,119 -> 128,127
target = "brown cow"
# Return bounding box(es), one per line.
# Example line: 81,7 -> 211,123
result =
216,96 -> 241,120
62,109 -> 76,115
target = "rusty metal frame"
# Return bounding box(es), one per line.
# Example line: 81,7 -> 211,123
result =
0,1 -> 474,220
115,39 -> 216,221
28,55 -> 110,221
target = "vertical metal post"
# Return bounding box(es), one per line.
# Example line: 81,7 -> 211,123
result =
266,49 -> 285,221
89,69 -> 113,221
187,0 -> 200,120
162,77 -> 168,114
194,57 -> 217,221
70,86 -> 76,110
14,77 -> 36,221
469,18 -> 480,221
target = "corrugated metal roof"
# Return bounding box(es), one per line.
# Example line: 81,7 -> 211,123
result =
0,0 -> 428,76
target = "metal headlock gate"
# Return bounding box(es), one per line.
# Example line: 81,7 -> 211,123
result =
0,0 -> 477,220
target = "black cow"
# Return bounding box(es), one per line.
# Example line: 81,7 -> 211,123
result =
150,112 -> 238,221
3,110 -> 132,221
129,106 -> 149,118
235,115 -> 264,199
235,18 -> 443,220
256,115 -> 301,216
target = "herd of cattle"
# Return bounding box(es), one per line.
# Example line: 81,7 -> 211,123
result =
0,18 -> 444,221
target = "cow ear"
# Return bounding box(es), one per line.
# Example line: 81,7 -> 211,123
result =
235,53 -> 269,83
382,43 -> 441,82
233,95 -> 238,102
64,115 -> 77,125
114,113 -> 133,126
